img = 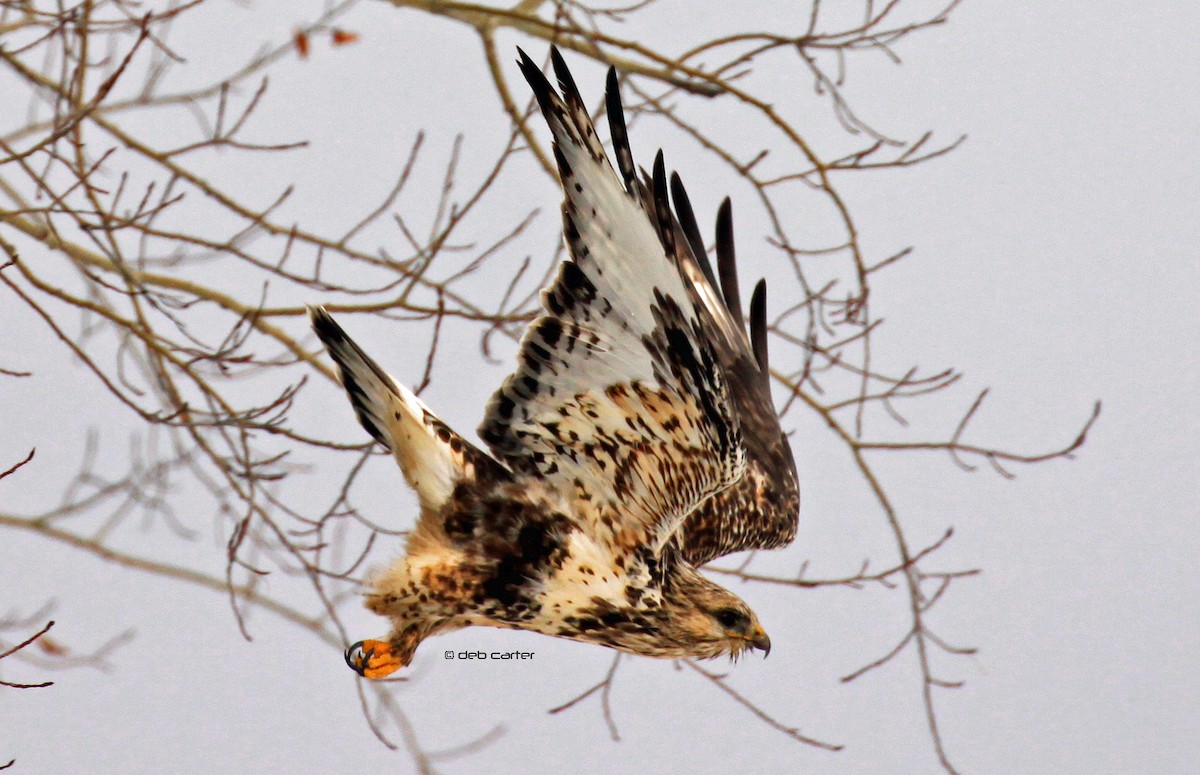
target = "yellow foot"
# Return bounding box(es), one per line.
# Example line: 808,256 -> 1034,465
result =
345,639 -> 402,679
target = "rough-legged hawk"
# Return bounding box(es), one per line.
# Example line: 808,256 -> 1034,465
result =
312,47 -> 799,678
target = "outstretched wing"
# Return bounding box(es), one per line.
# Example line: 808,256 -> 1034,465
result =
478,49 -> 746,555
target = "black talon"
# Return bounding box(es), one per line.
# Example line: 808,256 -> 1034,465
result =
345,640 -> 371,675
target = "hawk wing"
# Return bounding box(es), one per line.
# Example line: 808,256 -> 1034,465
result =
479,49 -> 743,555
673,214 -> 800,566
641,131 -> 800,566
479,49 -> 796,560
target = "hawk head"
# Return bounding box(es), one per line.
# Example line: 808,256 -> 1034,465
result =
660,565 -> 772,660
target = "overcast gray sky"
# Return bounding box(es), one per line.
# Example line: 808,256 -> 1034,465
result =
2,2 -> 1197,774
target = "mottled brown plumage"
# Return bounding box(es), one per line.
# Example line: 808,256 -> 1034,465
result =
312,47 -> 798,679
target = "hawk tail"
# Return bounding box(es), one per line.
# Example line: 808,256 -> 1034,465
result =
310,306 -> 486,511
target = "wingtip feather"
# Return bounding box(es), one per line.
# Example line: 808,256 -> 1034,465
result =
715,198 -> 745,330
605,66 -> 638,196
516,47 -> 555,114
749,279 -> 769,379
669,171 -> 718,291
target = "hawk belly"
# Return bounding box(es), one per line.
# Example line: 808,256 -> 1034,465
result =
366,478 -> 672,658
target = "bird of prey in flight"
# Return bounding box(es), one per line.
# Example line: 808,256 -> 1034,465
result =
311,47 -> 799,679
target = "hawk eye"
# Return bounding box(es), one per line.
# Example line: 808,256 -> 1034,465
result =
714,607 -> 744,630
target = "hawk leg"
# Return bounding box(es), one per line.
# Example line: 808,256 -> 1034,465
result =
345,639 -> 403,679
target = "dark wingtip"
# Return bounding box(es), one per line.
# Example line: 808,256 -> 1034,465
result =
549,46 -> 580,101
715,198 -> 745,330
749,279 -> 769,379
548,44 -> 565,73
309,306 -> 396,449
606,66 -> 636,194
651,151 -> 675,255
516,47 -> 554,114
652,150 -> 666,190
605,65 -> 620,101
669,171 -> 718,290
310,304 -> 344,343
515,46 -> 537,79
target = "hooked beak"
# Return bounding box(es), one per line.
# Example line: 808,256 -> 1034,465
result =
745,625 -> 771,657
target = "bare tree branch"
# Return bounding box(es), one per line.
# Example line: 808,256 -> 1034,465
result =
0,2 -> 1099,772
